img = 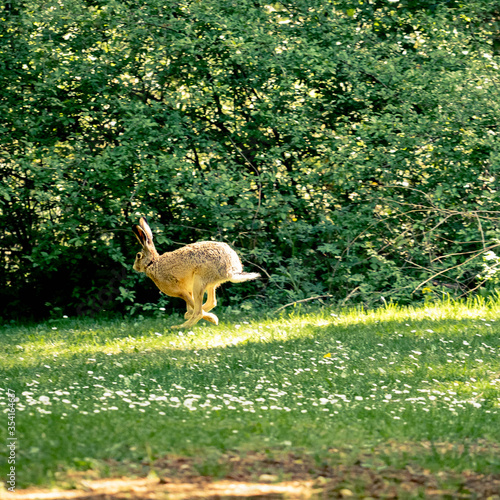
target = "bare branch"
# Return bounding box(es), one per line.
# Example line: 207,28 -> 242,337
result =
275,295 -> 334,313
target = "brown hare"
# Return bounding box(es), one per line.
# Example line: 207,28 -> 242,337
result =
132,217 -> 260,329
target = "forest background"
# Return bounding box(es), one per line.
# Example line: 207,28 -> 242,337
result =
1,0 -> 500,321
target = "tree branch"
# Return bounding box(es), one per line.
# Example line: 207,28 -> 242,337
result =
274,295 -> 334,313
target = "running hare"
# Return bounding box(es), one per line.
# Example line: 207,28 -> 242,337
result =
132,217 -> 260,329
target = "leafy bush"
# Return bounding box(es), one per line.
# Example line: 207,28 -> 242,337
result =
1,0 -> 499,320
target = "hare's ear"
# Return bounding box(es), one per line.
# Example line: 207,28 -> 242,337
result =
132,225 -> 148,246
139,217 -> 154,243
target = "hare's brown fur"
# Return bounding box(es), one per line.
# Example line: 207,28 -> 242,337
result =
132,217 -> 259,328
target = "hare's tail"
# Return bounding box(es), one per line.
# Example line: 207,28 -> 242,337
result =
230,272 -> 261,283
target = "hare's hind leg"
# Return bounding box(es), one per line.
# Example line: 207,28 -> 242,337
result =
201,283 -> 218,324
202,284 -> 217,313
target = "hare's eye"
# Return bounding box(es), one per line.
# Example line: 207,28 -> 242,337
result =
137,252 -> 142,259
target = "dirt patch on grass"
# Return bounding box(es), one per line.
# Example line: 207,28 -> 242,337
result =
8,447 -> 500,499
7,478 -> 313,500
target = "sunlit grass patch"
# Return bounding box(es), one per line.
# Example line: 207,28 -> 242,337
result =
1,299 -> 500,489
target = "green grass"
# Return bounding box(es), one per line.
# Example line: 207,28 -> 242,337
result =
1,299 -> 500,492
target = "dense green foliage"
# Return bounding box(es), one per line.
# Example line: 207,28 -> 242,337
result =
1,0 -> 500,319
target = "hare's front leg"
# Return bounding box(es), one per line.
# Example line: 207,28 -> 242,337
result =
183,285 -> 217,320
184,285 -> 217,324
184,291 -> 195,319
172,278 -> 218,329
170,291 -> 195,328
185,285 -> 217,317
